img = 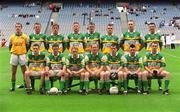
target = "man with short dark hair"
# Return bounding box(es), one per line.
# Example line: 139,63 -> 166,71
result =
123,44 -> 143,94
9,23 -> 28,91
100,24 -> 119,54
25,44 -> 46,94
29,23 -> 47,52
143,42 -> 171,95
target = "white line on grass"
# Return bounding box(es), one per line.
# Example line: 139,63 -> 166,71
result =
163,52 -> 180,60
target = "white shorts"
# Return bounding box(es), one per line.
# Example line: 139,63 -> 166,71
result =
49,70 -> 61,76
10,54 -> 26,66
31,71 -> 42,76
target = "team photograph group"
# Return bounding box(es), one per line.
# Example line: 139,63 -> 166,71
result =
9,20 -> 171,95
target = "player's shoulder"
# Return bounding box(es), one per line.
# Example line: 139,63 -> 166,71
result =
135,31 -> 141,35
157,52 -> 164,57
145,52 -> 151,56
40,52 -> 46,56
22,33 -> 28,38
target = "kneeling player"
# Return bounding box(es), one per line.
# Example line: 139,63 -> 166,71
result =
106,44 -> 124,93
25,44 -> 46,94
143,42 -> 170,95
45,43 -> 68,94
123,44 -> 143,94
66,46 -> 89,95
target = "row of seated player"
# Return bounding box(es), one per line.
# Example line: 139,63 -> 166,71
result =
23,42 -> 170,95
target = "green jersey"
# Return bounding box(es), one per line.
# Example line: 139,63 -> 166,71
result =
100,34 -> 119,54
26,52 -> 46,71
144,33 -> 162,51
29,33 -> 46,52
46,34 -> 65,53
66,54 -> 85,70
121,31 -> 143,51
47,53 -> 66,70
85,52 -> 106,70
123,53 -> 142,71
84,32 -> 100,52
67,33 -> 85,53
106,52 -> 123,69
144,52 -> 166,70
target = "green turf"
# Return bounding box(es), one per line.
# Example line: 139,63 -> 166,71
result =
0,47 -> 180,112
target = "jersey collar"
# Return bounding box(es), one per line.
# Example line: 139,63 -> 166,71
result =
91,52 -> 99,56
128,30 -> 136,33
111,52 -> 118,56
71,54 -> 80,58
88,31 -> 95,34
32,52 -> 40,56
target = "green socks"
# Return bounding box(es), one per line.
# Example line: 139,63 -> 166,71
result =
164,80 -> 170,90
11,79 -> 16,89
105,80 -> 110,91
123,80 -> 127,91
80,81 -> 84,90
60,80 -> 65,91
99,80 -> 104,90
45,80 -> 50,91
84,81 -> 89,91
143,81 -> 148,91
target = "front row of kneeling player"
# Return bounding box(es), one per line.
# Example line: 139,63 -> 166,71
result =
24,42 -> 170,95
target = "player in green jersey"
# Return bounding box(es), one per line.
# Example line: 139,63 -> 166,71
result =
100,24 -> 119,54
67,22 -> 85,54
29,23 -> 47,52
120,20 -> 144,53
106,44 -> 124,93
66,46 -> 89,95
44,43 -> 68,94
46,23 -> 66,53
144,22 -> 163,91
85,43 -> 106,94
123,44 -> 143,94
84,22 -> 100,53
25,44 -> 46,94
143,42 -> 171,95
144,23 -> 163,52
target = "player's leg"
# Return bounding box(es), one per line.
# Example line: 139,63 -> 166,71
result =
39,71 -> 46,94
160,70 -> 170,95
58,70 -> 65,93
91,71 -> 98,90
104,71 -> 111,94
20,65 -> 27,88
84,72 -> 90,94
10,54 -> 18,91
79,72 -> 85,94
24,70 -> 32,94
99,71 -> 105,94
142,71 -> 152,94
44,70 -> 52,93
64,73 -> 69,93
123,72 -> 128,94
117,71 -> 124,93
137,71 -> 143,93
19,54 -> 27,88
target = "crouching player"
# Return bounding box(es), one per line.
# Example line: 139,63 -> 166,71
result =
123,44 -> 143,94
106,44 -> 124,93
25,44 -> 46,94
85,43 -> 105,93
45,43 -> 68,94
66,46 -> 89,95
143,42 -> 170,95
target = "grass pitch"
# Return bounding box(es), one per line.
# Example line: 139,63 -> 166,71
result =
0,47 -> 180,112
